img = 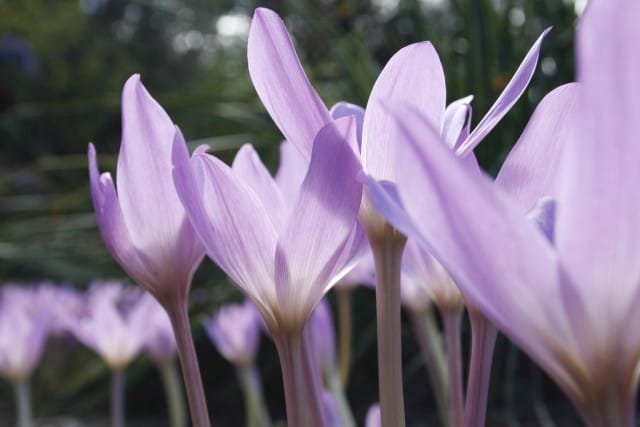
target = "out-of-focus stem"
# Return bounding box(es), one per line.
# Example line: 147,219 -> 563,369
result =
111,369 -> 125,427
159,359 -> 187,427
275,332 -> 326,427
237,363 -> 272,427
409,308 -> 448,426
336,287 -> 353,387
369,224 -> 407,427
166,300 -> 211,427
14,378 -> 32,427
577,384 -> 636,427
441,307 -> 464,427
464,308 -> 497,427
327,370 -> 356,427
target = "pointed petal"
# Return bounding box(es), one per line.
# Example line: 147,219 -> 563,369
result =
556,0 -> 640,334
275,140 -> 309,207
367,104 -> 580,393
275,117 -> 363,329
232,144 -> 287,230
361,41 -> 446,180
442,95 -> 473,148
456,29 -> 550,155
171,134 -> 278,312
495,83 -> 579,212
88,143 -> 155,290
330,101 -> 365,148
247,8 -> 331,159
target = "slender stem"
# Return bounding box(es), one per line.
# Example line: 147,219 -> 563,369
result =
274,332 -> 326,427
327,370 -> 356,427
13,378 -> 32,427
301,329 -> 329,427
409,308 -> 449,427
111,369 -> 125,427
441,307 -> 464,427
166,301 -> 211,427
463,309 -> 497,427
159,359 -> 188,427
336,287 -> 353,387
237,364 -> 272,427
369,224 -> 407,427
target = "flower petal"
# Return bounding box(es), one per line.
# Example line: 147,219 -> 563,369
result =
442,95 -> 473,149
275,117 -> 362,329
232,144 -> 287,230
171,133 -> 278,313
275,140 -> 308,207
495,83 -> 579,212
330,101 -> 365,148
456,29 -> 550,155
247,8 -> 331,159
361,41 -> 446,180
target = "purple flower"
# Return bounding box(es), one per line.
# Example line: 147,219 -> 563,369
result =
0,287 -> 50,381
364,0 -> 640,420
203,300 -> 261,366
141,294 -> 177,364
307,299 -> 337,376
172,118 -> 363,334
68,282 -> 149,370
88,75 -> 205,305
365,404 -> 381,427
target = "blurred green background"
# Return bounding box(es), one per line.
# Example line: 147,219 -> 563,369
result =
0,0 -> 583,425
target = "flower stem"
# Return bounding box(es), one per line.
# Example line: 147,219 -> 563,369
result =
237,364 -> 272,427
111,369 -> 125,427
166,301 -> 211,427
463,308 -> 497,427
159,359 -> 188,427
275,332 -> 326,427
369,224 -> 407,427
441,307 -> 464,427
409,308 -> 449,426
13,378 -> 32,427
336,287 -> 353,387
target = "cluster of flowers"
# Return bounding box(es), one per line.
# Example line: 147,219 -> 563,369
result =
82,0 -> 640,426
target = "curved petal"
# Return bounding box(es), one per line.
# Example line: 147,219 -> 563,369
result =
275,117 -> 363,329
330,101 -> 365,149
88,143 -> 156,290
456,28 -> 551,155
171,134 -> 278,312
247,8 -> 331,159
232,144 -> 287,230
361,41 -> 446,180
367,104 -> 582,396
275,140 -> 308,208
556,0 -> 640,351
442,95 -> 473,149
495,83 -> 579,212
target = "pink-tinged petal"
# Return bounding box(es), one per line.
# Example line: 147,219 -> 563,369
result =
442,95 -> 473,148
456,29 -> 550,155
495,83 -> 578,212
556,0 -> 640,346
232,144 -> 287,230
171,134 -> 278,312
88,143 -> 155,289
275,140 -> 308,207
365,404 -> 381,427
361,41 -> 446,180
330,101 -> 365,148
275,117 -> 362,329
116,75 -> 191,262
367,105 -> 581,395
247,8 -> 331,159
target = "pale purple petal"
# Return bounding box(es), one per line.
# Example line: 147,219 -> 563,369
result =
275,140 -> 308,207
361,41 -> 446,180
330,101 -> 365,147
365,404 -> 381,427
495,83 -> 578,212
442,95 -> 473,148
275,118 -> 362,328
232,144 -> 287,229
172,135 -> 278,312
456,29 -> 550,155
307,299 -> 336,374
555,0 -> 640,351
247,8 -> 331,159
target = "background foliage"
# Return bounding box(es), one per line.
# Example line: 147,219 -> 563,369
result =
0,0 -> 581,424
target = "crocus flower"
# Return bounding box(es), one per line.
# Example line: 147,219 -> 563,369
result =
365,404 -> 381,427
204,300 -> 271,427
364,0 -> 636,423
88,74 -> 210,425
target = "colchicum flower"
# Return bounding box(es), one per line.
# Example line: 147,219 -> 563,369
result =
88,74 -> 210,425
365,0 -> 637,424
